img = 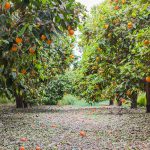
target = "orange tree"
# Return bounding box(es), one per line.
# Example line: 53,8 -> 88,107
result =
74,1 -> 119,104
0,0 -> 84,108
102,0 -> 150,110
76,0 -> 150,111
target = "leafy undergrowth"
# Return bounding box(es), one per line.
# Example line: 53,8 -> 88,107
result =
58,94 -> 109,107
0,106 -> 150,150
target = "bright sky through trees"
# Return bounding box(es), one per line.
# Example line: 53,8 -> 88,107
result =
76,0 -> 105,11
74,0 -> 105,59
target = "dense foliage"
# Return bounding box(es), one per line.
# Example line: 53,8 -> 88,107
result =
0,0 -> 84,107
73,0 -> 150,109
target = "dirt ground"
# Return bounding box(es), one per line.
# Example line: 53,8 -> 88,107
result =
0,106 -> 150,150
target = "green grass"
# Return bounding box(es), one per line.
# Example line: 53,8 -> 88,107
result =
58,94 -> 109,107
137,92 -> 146,107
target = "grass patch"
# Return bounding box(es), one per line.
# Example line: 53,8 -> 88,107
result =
58,94 -> 109,107
137,92 -> 146,107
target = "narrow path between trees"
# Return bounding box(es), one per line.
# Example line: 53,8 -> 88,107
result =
0,106 -> 150,150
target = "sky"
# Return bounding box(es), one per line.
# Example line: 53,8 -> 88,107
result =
76,0 -> 105,11
74,0 -> 105,58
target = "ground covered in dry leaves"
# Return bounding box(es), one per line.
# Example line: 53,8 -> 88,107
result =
0,106 -> 150,150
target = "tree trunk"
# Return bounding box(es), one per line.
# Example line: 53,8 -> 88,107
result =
15,93 -> 29,108
23,101 -> 28,108
146,82 -> 150,113
109,99 -> 114,105
131,91 -> 137,109
116,96 -> 122,106
118,100 -> 122,106
15,94 -> 24,108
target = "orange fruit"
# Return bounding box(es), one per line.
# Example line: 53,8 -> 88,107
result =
29,48 -> 35,54
51,125 -> 57,128
16,37 -> 23,44
19,146 -> 25,150
21,69 -> 27,75
120,98 -> 126,103
104,24 -> 109,29
80,131 -> 86,137
146,76 -> 150,83
122,0 -> 126,4
20,138 -> 28,142
68,29 -> 74,36
11,45 -> 17,52
128,22 -> 132,26
144,40 -> 149,45
114,6 -> 119,10
128,22 -> 133,29
36,146 -> 41,150
114,0 -> 118,3
126,90 -> 131,96
70,54 -> 75,59
46,40 -> 52,45
5,2 -> 11,10
41,35 -> 46,40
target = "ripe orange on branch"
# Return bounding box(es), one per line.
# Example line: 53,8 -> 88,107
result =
68,29 -> 74,36
70,54 -> 75,59
11,45 -> 17,52
29,48 -> 35,54
104,24 -> 109,29
46,39 -> 52,45
146,77 -> 150,83
122,0 -> 126,4
144,40 -> 149,45
120,98 -> 126,103
41,35 -> 46,40
126,90 -> 131,96
128,22 -> 133,29
21,69 -> 27,75
114,6 -> 119,10
5,2 -> 11,10
16,37 -> 23,44
114,0 -> 118,3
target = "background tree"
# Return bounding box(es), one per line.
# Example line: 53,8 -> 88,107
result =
75,0 -> 150,111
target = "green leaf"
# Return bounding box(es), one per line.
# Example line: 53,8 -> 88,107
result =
18,24 -> 29,36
